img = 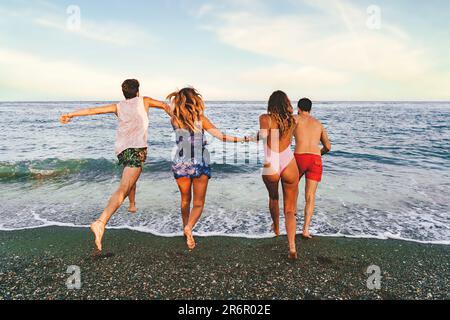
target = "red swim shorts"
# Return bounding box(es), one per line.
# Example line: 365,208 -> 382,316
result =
294,154 -> 323,182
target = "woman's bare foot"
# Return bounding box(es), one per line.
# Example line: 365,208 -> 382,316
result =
90,220 -> 106,251
302,230 -> 313,239
184,226 -> 196,250
288,250 -> 298,260
128,203 -> 137,214
271,223 -> 280,237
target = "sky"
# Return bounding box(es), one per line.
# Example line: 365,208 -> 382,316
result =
0,0 -> 449,101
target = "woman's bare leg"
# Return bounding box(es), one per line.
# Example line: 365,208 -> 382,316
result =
281,160 -> 300,259
176,177 -> 192,229
90,167 -> 142,251
263,172 -> 281,236
184,175 -> 209,250
303,179 -> 319,239
128,183 -> 137,213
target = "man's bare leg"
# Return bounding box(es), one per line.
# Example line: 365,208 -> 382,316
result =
263,172 -> 281,236
303,179 -> 319,239
128,183 -> 137,213
281,160 -> 300,259
90,167 -> 142,251
184,175 -> 209,250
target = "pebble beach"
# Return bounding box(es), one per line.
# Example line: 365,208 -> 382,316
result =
1,227 -> 449,300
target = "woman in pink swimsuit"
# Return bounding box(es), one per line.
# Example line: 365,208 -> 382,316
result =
258,91 -> 300,260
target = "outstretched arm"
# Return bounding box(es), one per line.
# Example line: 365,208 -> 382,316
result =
202,116 -> 247,143
60,104 -> 117,124
143,97 -> 172,116
257,114 -> 270,141
320,126 -> 331,155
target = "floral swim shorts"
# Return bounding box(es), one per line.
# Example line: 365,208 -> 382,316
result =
172,161 -> 212,180
117,148 -> 148,168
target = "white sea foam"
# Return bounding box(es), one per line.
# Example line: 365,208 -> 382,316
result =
1,222 -> 450,245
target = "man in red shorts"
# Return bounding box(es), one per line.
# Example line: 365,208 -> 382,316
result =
294,98 -> 331,239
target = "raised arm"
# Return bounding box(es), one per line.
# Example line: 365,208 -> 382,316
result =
143,97 -> 172,116
60,104 -> 117,124
201,116 -> 246,143
320,125 -> 331,155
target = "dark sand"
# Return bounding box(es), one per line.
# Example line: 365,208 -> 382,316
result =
0,227 -> 449,300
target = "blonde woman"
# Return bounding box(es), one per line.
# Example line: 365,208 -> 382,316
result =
167,88 -> 249,250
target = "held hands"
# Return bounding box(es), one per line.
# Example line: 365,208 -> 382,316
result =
60,114 -> 72,124
164,103 -> 174,116
242,136 -> 258,143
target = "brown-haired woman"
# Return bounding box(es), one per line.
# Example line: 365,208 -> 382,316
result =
167,87 -> 249,250
259,90 -> 300,259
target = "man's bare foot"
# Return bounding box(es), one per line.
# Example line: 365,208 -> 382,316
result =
128,204 -> 137,214
271,223 -> 280,237
90,220 -> 106,251
184,226 -> 196,250
288,251 -> 298,260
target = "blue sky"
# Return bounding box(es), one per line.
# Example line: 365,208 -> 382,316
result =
0,0 -> 449,101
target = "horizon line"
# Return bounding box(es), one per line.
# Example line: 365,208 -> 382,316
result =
1,100 -> 450,103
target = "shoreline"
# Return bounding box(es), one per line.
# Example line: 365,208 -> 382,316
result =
1,226 -> 449,300
1,225 -> 449,246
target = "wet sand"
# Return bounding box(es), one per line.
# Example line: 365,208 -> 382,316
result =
0,227 -> 449,300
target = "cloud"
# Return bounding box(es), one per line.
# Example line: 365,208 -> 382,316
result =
34,16 -> 151,46
0,49 -> 178,100
240,64 -> 351,97
0,48 -> 122,100
1,0 -> 449,101
0,2 -> 153,46
0,48 -> 237,101
194,0 -> 450,99
207,1 -> 427,78
192,4 -> 215,18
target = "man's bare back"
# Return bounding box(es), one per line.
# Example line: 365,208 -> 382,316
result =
293,98 -> 331,240
294,113 -> 331,156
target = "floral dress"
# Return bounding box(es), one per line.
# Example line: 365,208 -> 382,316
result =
172,126 -> 211,179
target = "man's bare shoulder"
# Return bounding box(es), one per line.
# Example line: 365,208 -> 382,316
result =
298,114 -> 322,127
309,116 -> 323,127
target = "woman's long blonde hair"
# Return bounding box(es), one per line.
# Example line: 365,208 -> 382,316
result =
268,90 -> 295,136
167,87 -> 205,132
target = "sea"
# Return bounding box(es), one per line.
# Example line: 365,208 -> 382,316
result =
0,101 -> 449,244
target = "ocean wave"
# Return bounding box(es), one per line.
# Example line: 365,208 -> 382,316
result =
0,158 -> 258,182
331,150 -> 417,166
0,158 -> 118,181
